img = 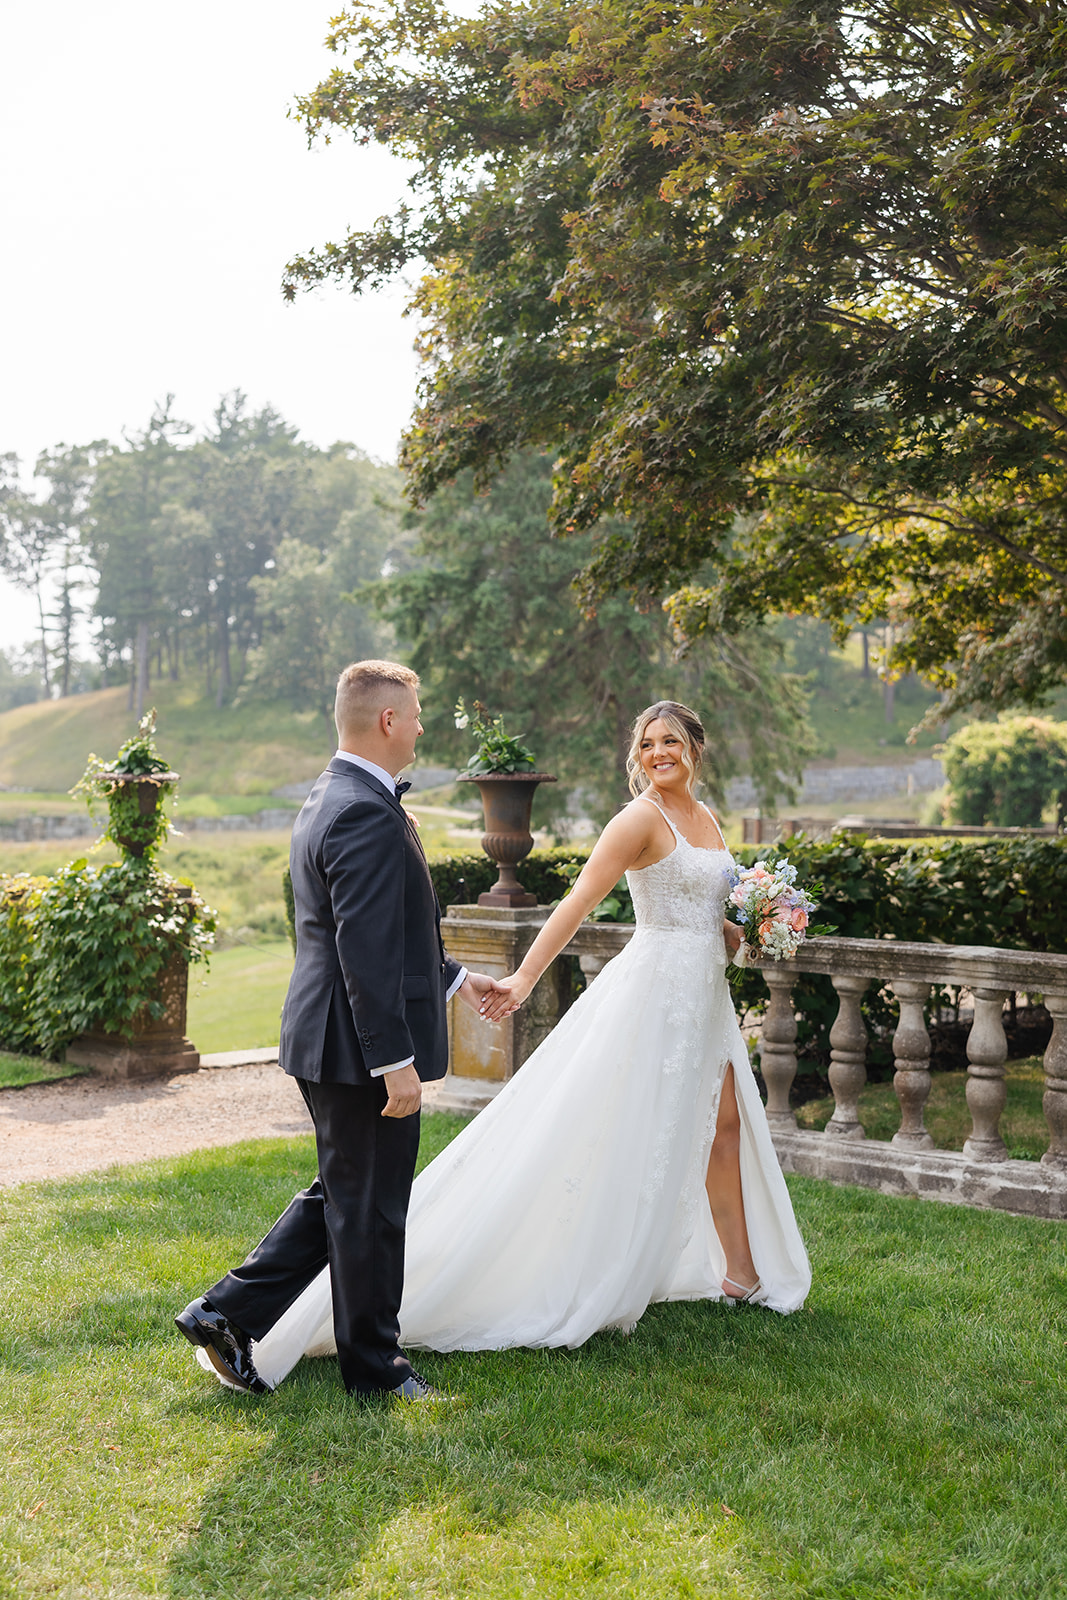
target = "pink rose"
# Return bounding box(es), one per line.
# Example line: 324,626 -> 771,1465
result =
759,919 -> 775,939
789,908 -> 808,932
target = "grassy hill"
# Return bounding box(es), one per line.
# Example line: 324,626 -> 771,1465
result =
0,681 -> 334,797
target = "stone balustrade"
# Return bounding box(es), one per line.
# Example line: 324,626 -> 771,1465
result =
439,904 -> 1067,1219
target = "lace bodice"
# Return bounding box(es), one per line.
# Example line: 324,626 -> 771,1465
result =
625,796 -> 734,949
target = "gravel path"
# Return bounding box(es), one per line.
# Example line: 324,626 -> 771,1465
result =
0,1061 -> 315,1188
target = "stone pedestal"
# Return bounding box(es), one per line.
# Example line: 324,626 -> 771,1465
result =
438,903 -> 569,1110
65,954 -> 199,1080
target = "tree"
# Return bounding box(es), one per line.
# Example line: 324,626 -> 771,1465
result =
286,0 -> 1067,724
942,716 -> 1067,826
238,447 -> 409,723
370,452 -> 813,821
88,400 -> 193,716
0,445 -> 100,696
0,647 -> 43,713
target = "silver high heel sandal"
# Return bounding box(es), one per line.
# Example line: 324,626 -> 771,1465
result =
722,1275 -> 762,1305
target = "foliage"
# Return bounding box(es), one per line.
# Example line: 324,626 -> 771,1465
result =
370,452 -> 814,820
0,860 -> 215,1058
71,708 -> 175,861
453,698 -> 536,775
0,644 -> 43,713
288,0 -> 1067,725
0,443 -> 100,696
941,716 -> 1067,827
1,392 -> 408,710
0,873 -> 47,1054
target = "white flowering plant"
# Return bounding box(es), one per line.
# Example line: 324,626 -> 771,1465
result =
454,699 -> 537,775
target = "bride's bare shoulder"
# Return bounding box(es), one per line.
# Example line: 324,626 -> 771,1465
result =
602,795 -> 656,838
592,795 -> 666,864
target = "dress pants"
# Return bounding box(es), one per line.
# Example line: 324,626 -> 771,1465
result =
206,1077 -> 421,1393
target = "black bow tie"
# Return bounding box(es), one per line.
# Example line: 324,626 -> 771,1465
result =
395,780 -> 412,799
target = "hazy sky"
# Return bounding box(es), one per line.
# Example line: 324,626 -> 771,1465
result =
1,0 -> 421,648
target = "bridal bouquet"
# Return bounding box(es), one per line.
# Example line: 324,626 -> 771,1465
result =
726,859 -> 824,965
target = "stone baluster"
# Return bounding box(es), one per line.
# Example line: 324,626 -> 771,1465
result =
761,966 -> 798,1128
578,953 -> 608,981
962,988 -> 1009,1162
890,979 -> 935,1150
1040,989 -> 1067,1172
825,974 -> 869,1140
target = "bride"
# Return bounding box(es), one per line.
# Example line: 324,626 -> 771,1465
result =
202,700 -> 810,1389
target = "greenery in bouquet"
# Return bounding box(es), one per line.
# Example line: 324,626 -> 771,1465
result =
454,699 -> 537,776
70,708 -> 176,862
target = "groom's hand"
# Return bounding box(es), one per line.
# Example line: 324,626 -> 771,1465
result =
381,1062 -> 422,1118
455,971 -> 507,1014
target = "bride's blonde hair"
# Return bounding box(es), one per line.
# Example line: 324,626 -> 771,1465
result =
626,701 -> 706,797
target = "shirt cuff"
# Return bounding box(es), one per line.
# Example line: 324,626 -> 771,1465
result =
369,1055 -> 415,1078
445,966 -> 468,1002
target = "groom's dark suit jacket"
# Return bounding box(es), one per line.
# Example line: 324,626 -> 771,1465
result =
279,758 -> 462,1086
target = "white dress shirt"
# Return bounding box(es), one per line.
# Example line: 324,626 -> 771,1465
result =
333,748 -> 467,1076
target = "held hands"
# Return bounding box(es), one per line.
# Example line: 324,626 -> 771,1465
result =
478,971 -> 534,1023
455,971 -> 508,1013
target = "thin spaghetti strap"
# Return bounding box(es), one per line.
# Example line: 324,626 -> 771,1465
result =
700,801 -> 728,851
638,790 -> 682,837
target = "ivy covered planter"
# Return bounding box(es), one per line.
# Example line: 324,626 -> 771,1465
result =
61,883 -> 205,1081
0,712 -> 216,1077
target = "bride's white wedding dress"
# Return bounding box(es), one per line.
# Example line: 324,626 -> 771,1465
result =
201,799 -> 810,1390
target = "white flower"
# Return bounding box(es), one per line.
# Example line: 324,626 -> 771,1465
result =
454,713 -> 470,730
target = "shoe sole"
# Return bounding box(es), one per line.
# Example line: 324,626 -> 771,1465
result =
174,1312 -> 259,1394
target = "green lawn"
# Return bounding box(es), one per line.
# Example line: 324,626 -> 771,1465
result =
0,1050 -> 87,1090
1,1122 -> 1065,1598
797,1057 -> 1048,1160
187,940 -> 294,1053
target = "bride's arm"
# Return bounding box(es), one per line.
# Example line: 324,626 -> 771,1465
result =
478,805 -> 656,1022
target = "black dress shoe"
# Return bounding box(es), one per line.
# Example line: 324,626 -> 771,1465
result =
175,1297 -> 269,1394
390,1369 -> 448,1403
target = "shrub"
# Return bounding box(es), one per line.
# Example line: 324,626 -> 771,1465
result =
0,861 -> 216,1059
0,875 -> 48,1054
942,716 -> 1067,827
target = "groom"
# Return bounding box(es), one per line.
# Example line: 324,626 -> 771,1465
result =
176,660 -> 503,1400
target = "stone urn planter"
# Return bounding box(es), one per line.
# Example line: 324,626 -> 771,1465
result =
458,772 -> 557,907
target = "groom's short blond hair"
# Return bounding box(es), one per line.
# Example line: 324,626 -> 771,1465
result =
335,660 -> 420,738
